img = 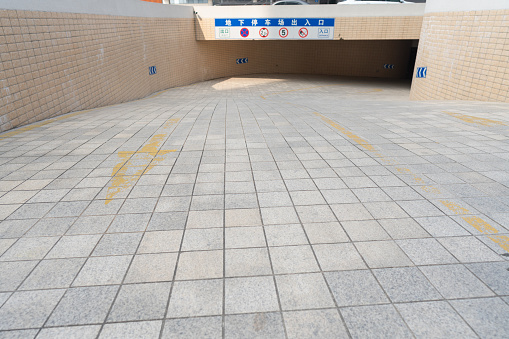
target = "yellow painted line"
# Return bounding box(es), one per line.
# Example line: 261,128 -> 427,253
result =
356,88 -> 383,94
0,109 -> 93,141
443,111 -> 507,127
105,118 -> 180,204
314,111 -> 509,253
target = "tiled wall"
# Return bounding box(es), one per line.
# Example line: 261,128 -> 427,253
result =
0,8 -> 415,132
410,10 -> 509,102
196,16 -> 423,40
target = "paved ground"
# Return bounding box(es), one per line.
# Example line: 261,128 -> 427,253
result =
0,75 -> 509,338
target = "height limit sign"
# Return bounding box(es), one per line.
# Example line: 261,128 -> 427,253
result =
215,18 -> 335,40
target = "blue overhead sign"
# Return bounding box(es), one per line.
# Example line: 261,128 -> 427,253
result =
215,18 -> 335,40
215,18 -> 335,27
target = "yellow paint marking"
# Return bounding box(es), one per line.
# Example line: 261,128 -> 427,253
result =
0,109 -> 92,141
440,200 -> 470,215
443,111 -> 507,127
105,118 -> 180,204
356,88 -> 383,94
315,111 -> 508,253
314,112 -> 375,151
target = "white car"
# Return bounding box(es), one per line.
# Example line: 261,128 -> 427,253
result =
338,0 -> 412,4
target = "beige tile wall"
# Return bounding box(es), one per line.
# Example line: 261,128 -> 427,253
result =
410,9 -> 509,102
0,9 -> 416,132
196,16 -> 423,41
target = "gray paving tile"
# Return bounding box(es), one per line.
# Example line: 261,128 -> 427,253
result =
108,282 -> 171,321
325,270 -> 388,307
225,313 -> 285,339
7,203 -> 55,220
225,208 -> 262,227
138,230 -> 183,254
342,220 -> 391,242
331,203 -> 372,221
82,199 -> 123,216
466,262 -> 509,295
396,301 -> 478,338
0,261 -> 38,292
1,237 -> 59,261
167,279 -> 223,317
124,253 -> 177,283
438,236 -> 502,263
355,241 -> 413,268
186,210 -> 223,229
0,289 -> 65,330
341,304 -> 412,339
261,207 -> 299,225
303,222 -> 348,244
100,321 -> 162,339
162,317 -> 222,339
363,202 -> 409,219
47,285 -> 118,326
295,205 -> 337,223
373,267 -> 441,302
25,217 -> 76,237
270,245 -> 319,274
147,212 -> 187,231
92,232 -> 142,256
37,325 -> 100,339
20,258 -> 85,290
155,196 -> 191,213
284,309 -> 348,339
378,218 -> 430,239
107,213 -> 151,233
45,201 -> 89,218
225,276 -> 279,314
225,248 -> 272,277
175,250 -> 223,280
258,192 -> 293,208
276,273 -> 335,310
450,297 -> 509,339
313,243 -> 367,271
46,234 -> 101,259
396,238 -> 458,265
72,255 -> 131,286
265,224 -> 308,246
0,219 -> 37,238
225,226 -> 266,248
420,264 -> 495,299
181,228 -> 223,251
66,215 -> 114,235
0,329 -> 37,338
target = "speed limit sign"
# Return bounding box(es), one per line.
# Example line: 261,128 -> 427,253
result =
279,27 -> 289,38
259,27 -> 269,38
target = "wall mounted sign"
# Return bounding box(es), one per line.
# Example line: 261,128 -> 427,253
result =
215,18 -> 335,40
416,67 -> 427,78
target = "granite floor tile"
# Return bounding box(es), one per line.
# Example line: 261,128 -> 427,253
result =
225,313 -> 285,339
162,317 -> 222,339
167,279 -> 223,318
0,289 -> 65,330
341,304 -> 412,339
325,270 -> 388,307
284,309 -> 348,339
100,321 -> 162,339
108,282 -> 171,321
276,273 -> 335,310
225,276 -> 279,314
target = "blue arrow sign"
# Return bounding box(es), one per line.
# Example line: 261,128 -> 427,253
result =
384,64 -> 395,70
149,66 -> 157,75
236,58 -> 248,64
416,67 -> 427,78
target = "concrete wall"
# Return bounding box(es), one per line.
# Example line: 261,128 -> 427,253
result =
410,0 -> 509,102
